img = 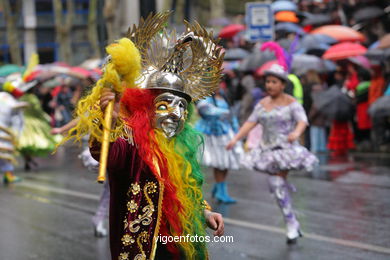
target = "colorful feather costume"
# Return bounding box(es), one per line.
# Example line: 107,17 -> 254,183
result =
62,12 -> 223,260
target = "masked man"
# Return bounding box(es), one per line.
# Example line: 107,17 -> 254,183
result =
64,12 -> 225,260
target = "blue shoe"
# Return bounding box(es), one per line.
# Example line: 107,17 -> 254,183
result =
3,172 -> 22,184
211,183 -> 218,198
215,182 -> 237,204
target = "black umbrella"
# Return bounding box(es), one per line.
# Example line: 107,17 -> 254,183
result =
313,86 -> 355,121
353,7 -> 385,23
368,96 -> 390,118
291,54 -> 325,75
302,14 -> 332,26
365,48 -> 390,62
224,48 -> 250,61
239,49 -> 275,72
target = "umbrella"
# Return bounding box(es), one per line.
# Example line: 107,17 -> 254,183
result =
41,77 -> 62,88
369,41 -> 379,49
222,61 -> 240,72
311,25 -> 366,42
271,0 -> 297,13
0,64 -> 24,77
323,60 -> 337,72
348,55 -> 371,70
365,48 -> 390,62
277,38 -> 301,52
275,11 -> 299,23
368,96 -> 390,118
224,48 -> 250,61
313,86 -> 355,121
299,34 -> 336,55
322,42 -> 367,61
239,49 -> 275,72
378,34 -> 390,49
255,60 -> 279,77
291,54 -> 325,75
353,7 -> 385,23
69,66 -> 92,79
79,58 -> 102,70
26,70 -> 59,83
275,22 -> 305,35
302,13 -> 332,26
219,24 -> 246,39
301,34 -> 337,47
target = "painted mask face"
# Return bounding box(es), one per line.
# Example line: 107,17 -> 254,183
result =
153,92 -> 188,138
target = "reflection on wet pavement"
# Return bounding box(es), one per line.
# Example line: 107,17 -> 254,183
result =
0,147 -> 389,259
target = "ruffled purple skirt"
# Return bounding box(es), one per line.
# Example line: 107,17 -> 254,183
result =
243,143 -> 318,174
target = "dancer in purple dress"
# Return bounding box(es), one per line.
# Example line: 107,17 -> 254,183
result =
227,64 -> 318,244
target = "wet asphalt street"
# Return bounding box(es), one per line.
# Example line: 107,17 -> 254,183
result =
1,145 -> 390,260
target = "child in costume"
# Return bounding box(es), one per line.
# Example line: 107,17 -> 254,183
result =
195,87 -> 243,203
0,91 -> 26,183
19,92 -> 61,170
0,63 -> 38,182
62,12 -> 224,259
3,56 -> 61,171
227,63 -> 318,244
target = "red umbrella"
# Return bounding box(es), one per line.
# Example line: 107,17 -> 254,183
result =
219,24 -> 246,39
70,66 -> 92,78
311,25 -> 365,42
255,60 -> 279,77
322,42 -> 367,60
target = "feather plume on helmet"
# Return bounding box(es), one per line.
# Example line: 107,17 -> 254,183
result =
127,11 -> 225,102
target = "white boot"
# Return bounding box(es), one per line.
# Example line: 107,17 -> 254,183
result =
268,175 -> 302,244
94,221 -> 108,237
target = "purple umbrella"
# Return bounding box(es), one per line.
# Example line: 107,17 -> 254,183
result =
271,0 -> 297,13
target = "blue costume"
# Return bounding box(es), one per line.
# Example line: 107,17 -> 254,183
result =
196,95 -> 243,203
196,96 -> 242,170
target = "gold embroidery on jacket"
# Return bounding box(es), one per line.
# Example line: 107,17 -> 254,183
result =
128,182 -> 157,233
150,182 -> 164,260
118,252 -> 129,260
134,231 -> 149,260
121,234 -> 135,246
127,200 -> 138,213
128,183 -> 141,196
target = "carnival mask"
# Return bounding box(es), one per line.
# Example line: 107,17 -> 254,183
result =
153,92 -> 188,138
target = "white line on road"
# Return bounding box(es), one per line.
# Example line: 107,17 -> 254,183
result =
17,181 -> 100,200
223,218 -> 390,255
16,180 -> 390,255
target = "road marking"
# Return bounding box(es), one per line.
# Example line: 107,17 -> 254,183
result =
16,180 -> 390,255
17,181 -> 100,200
224,218 -> 390,255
